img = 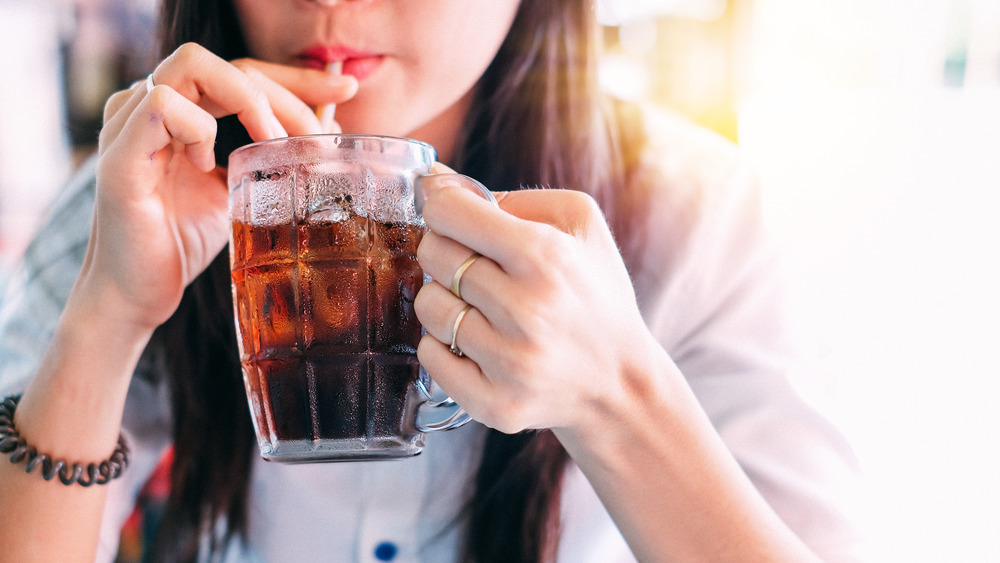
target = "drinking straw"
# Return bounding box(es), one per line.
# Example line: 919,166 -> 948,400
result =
315,60 -> 343,133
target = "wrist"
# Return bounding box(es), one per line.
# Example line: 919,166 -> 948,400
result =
0,395 -> 130,486
66,268 -> 168,340
554,331 -> 683,458
13,280 -> 158,460
551,334 -> 820,562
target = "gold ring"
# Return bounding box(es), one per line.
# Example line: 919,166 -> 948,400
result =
450,253 -> 481,299
144,73 -> 155,94
450,305 -> 474,357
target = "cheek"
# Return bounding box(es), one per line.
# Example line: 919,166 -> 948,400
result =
231,1 -> 265,49
231,1 -> 297,62
405,30 -> 503,102
342,1 -> 519,134
337,51 -> 483,136
403,1 -> 518,91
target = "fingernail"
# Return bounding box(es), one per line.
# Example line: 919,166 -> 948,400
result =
419,173 -> 461,198
269,115 -> 287,139
336,74 -> 359,93
422,174 -> 497,205
414,175 -> 448,215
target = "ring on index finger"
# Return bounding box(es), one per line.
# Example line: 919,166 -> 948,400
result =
450,253 -> 481,300
144,73 -> 155,94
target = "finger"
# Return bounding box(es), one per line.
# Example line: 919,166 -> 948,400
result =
417,334 -> 530,435
493,189 -> 606,239
416,229 -> 476,283
109,86 -> 219,173
240,66 -> 323,136
422,183 -> 608,275
417,229 -> 508,314
414,281 -> 494,361
417,331 -> 489,401
234,60 -> 358,136
101,80 -> 154,144
152,43 -> 285,141
430,162 -> 457,175
233,58 -> 359,107
418,180 -> 551,274
103,82 -> 145,126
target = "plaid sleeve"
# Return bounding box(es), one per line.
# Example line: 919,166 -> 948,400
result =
0,158 -> 175,561
0,157 -> 96,396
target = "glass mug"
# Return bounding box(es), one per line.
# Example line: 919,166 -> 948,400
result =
228,134 -> 493,462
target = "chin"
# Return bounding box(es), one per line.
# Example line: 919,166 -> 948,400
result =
334,109 -> 390,136
337,101 -> 430,139
337,121 -> 400,138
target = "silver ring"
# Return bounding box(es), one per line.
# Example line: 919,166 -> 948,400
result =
450,253 -> 481,300
450,305 -> 474,357
144,73 -> 155,94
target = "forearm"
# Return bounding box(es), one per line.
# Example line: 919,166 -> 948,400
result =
0,283 -> 154,561
553,334 -> 820,563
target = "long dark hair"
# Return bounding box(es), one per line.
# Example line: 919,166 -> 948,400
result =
147,1 -> 636,561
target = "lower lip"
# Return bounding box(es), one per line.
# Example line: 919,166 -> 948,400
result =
341,57 -> 382,81
302,56 -> 383,81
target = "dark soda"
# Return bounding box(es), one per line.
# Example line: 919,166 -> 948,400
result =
230,213 -> 425,460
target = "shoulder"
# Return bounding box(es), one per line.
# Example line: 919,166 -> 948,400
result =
616,104 -> 763,289
623,104 -> 756,224
635,105 -> 747,194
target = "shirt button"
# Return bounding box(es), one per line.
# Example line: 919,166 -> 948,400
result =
374,542 -> 398,561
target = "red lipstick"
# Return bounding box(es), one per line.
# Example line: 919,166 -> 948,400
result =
298,45 -> 383,81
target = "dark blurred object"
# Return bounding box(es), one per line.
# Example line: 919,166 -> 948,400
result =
215,115 -> 254,168
63,0 -> 158,148
115,447 -> 173,563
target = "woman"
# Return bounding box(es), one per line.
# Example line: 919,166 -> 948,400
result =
0,0 -> 863,561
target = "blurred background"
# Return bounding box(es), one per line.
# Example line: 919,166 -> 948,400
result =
0,0 -> 997,561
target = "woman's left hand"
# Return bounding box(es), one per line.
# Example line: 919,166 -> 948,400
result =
414,174 -> 652,435
415,174 -> 826,563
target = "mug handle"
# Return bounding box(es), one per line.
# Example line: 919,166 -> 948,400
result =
414,375 -> 471,432
414,172 -> 498,215
412,173 -> 497,433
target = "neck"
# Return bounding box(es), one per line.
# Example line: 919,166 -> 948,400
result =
407,90 -> 473,167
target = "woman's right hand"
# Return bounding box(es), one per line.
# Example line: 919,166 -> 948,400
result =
1,43 -> 357,561
81,43 -> 358,333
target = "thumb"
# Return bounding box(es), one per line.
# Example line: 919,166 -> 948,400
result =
493,189 -> 606,239
420,163 -> 498,206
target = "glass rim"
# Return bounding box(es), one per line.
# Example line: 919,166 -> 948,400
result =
229,133 -> 436,161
